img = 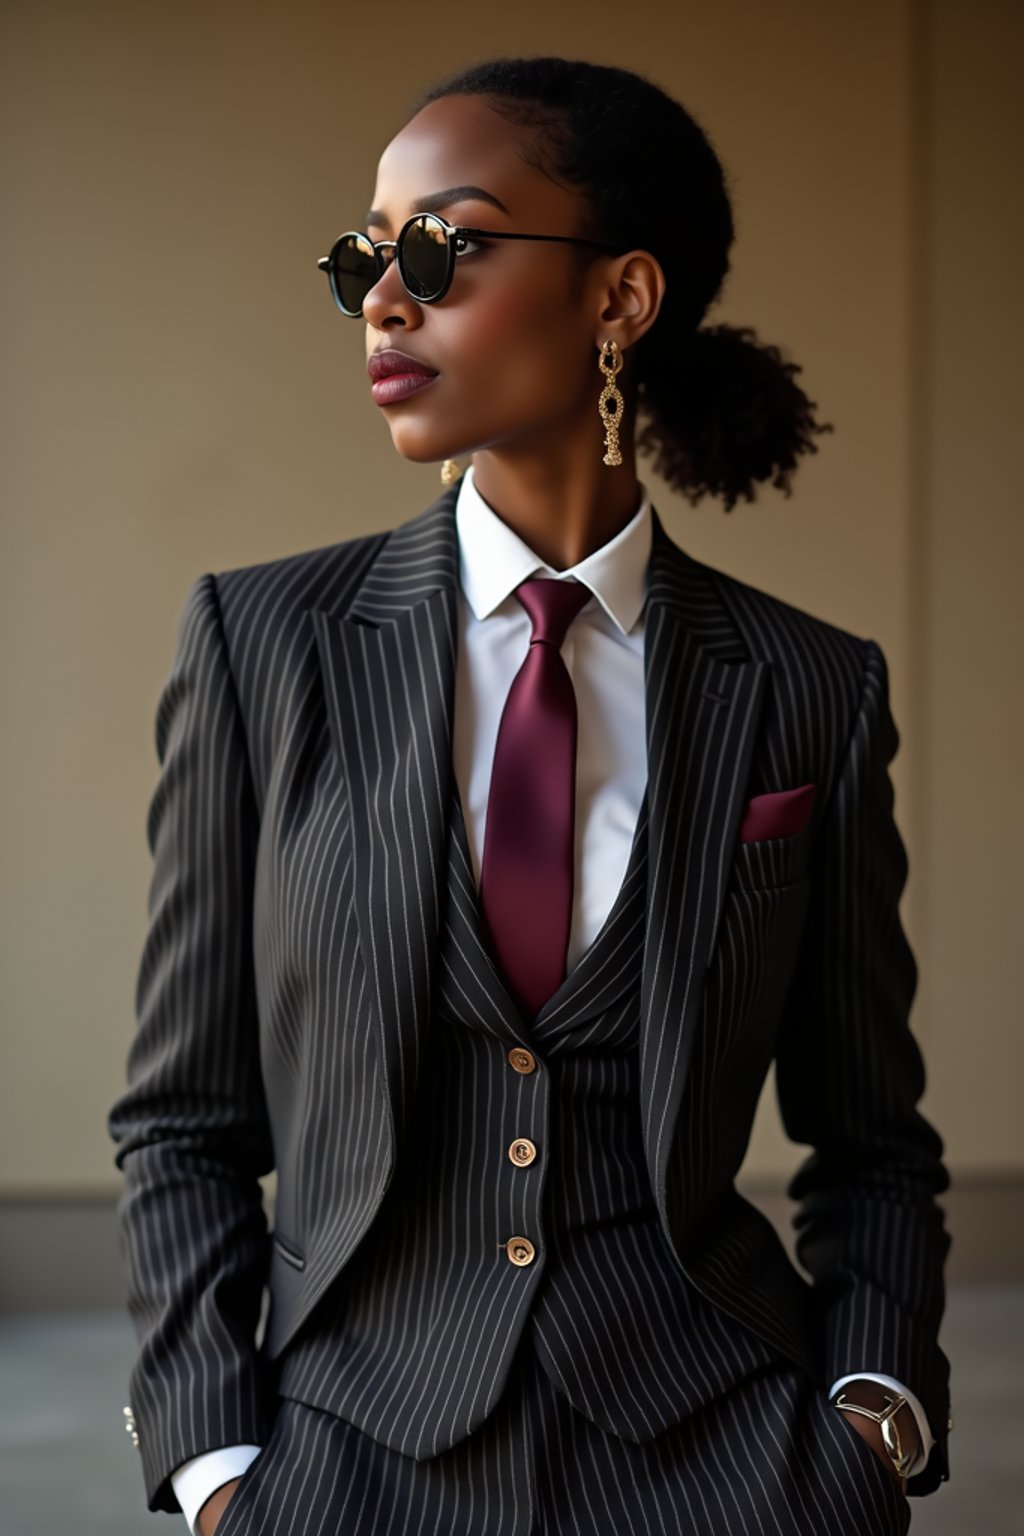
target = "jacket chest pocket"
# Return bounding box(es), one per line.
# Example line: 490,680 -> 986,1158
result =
730,827 -> 813,894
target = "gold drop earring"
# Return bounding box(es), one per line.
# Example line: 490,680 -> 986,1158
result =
440,458 -> 464,486
598,340 -> 624,467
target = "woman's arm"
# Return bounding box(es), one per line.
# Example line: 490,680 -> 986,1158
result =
172,1445 -> 261,1534
108,572 -> 275,1514
772,637 -> 952,1495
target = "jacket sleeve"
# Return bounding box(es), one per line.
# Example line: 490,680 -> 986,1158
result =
772,637 -> 953,1496
107,572 -> 276,1513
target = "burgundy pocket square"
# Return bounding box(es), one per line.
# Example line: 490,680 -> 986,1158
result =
738,783 -> 816,843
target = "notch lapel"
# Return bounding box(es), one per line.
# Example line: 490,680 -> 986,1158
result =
310,486 -> 462,1158
639,514 -> 769,1214
309,487 -> 770,1218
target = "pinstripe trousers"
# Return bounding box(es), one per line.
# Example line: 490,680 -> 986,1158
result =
214,1339 -> 911,1536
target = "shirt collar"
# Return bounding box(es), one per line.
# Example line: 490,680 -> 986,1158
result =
454,460 -> 652,637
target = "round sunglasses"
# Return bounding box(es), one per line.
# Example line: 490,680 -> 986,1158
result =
316,211 -> 624,317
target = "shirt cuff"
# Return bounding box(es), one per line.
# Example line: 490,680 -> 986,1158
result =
170,1444 -> 263,1535
829,1372 -> 935,1477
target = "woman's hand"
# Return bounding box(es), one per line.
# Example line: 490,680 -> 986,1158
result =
834,1383 -> 920,1494
196,1477 -> 243,1536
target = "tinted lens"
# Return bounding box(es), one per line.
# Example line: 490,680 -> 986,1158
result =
331,232 -> 378,315
398,215 -> 450,301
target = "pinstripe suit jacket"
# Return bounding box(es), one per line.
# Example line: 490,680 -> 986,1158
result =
108,481 -> 952,1513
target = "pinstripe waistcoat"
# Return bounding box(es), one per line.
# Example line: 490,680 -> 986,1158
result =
109,481 -> 952,1513
274,772 -> 786,1458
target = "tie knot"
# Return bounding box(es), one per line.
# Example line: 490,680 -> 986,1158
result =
515,577 -> 592,649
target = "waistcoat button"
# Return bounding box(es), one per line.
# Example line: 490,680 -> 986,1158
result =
507,1047 -> 536,1074
506,1237 -> 536,1266
508,1138 -> 537,1166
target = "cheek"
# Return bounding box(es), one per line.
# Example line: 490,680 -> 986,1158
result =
457,264 -> 577,355
443,281 -> 581,406
461,286 -> 542,348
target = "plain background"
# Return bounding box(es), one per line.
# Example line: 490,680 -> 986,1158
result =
1,0 -> 1021,1220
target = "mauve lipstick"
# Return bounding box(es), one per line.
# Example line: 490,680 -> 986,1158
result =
368,347 -> 440,404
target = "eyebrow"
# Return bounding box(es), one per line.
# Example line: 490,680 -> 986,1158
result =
364,185 -> 510,228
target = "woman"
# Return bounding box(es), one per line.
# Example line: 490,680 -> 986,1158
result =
109,55 -> 952,1536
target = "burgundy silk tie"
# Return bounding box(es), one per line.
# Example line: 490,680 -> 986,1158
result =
479,577 -> 592,1017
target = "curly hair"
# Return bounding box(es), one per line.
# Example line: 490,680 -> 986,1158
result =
408,55 -> 833,511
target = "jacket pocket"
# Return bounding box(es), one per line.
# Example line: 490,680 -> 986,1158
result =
272,1231 -> 306,1271
730,827 -> 812,893
824,1391 -> 910,1525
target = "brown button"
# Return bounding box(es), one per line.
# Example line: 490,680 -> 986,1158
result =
506,1236 -> 536,1266
508,1137 -> 537,1167
507,1047 -> 536,1074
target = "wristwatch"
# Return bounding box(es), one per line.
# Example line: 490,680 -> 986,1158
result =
831,1389 -> 916,1478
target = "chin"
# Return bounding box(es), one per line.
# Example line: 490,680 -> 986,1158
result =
387,426 -> 474,465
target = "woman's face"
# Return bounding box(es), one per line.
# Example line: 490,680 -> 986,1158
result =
360,94 -> 642,467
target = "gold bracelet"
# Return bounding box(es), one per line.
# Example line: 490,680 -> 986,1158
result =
831,1389 -> 915,1478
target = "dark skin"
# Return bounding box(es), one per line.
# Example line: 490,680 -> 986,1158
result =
199,93 -> 916,1533
361,92 -> 665,571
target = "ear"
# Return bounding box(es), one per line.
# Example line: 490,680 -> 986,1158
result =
596,248 -> 666,351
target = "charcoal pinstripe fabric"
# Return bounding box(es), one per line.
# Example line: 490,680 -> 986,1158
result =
273,768 -> 799,1465
109,481 -> 951,1523
213,1348 -> 912,1536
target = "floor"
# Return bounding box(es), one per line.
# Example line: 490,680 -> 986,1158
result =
0,1284 -> 1020,1534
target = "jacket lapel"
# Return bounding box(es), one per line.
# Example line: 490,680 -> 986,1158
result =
310,486 -> 462,1156
639,516 -> 769,1213
310,487 -> 770,1209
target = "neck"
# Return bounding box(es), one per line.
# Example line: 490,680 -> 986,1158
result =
468,446 -> 643,571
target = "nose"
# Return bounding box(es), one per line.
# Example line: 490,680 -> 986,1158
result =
362,250 -> 423,330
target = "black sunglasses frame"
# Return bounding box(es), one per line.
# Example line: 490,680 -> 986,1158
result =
316,211 -> 624,317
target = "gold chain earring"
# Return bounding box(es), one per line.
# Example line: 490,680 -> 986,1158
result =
440,458 -> 464,486
597,340 -> 624,466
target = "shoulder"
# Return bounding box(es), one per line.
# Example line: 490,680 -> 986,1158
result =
209,525 -> 391,640
678,555 -> 898,783
692,553 -> 874,696
214,522 -> 388,605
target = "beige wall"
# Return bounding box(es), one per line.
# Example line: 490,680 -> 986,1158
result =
1,0 -> 1020,1194
911,0 -> 1024,1173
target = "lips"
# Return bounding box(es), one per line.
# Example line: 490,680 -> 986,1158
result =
367,348 -> 439,382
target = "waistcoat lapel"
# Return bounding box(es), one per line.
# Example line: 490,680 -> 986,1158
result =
436,774 -> 650,1045
531,787 -> 649,1041
434,777 -> 524,1044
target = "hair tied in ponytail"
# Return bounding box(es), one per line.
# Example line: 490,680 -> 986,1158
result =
413,56 -> 834,510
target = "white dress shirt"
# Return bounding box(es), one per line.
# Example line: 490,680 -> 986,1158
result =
452,462 -> 651,971
170,462 -> 931,1527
